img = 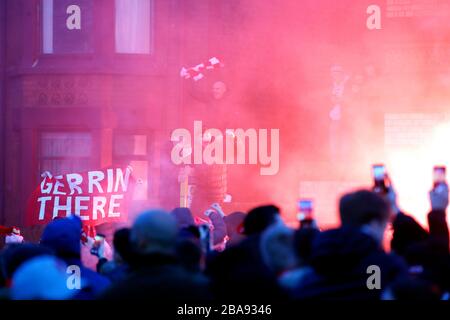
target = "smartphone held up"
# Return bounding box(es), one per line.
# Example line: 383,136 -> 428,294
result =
433,166 -> 447,192
372,164 -> 390,194
297,199 -> 317,229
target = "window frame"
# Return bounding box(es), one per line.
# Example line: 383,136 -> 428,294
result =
28,0 -> 164,75
38,0 -> 98,58
112,130 -> 152,200
113,0 -> 154,57
38,129 -> 94,178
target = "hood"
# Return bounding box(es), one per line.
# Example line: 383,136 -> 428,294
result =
310,227 -> 379,277
41,216 -> 82,257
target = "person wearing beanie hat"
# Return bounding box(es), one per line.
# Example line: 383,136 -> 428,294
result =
40,216 -> 111,299
101,209 -> 211,301
10,255 -> 75,300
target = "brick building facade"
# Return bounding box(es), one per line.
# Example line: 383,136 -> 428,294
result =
0,0 -> 228,238
3,0 -> 449,236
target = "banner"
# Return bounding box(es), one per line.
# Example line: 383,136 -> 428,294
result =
26,167 -> 134,227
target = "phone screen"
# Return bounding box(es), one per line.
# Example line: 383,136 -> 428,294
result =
372,165 -> 386,181
372,164 -> 390,194
297,199 -> 313,221
433,166 -> 446,185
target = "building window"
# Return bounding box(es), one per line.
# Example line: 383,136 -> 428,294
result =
39,132 -> 93,175
42,0 -> 94,54
113,133 -> 149,200
115,0 -> 151,54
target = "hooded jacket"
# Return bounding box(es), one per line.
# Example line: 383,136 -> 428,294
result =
40,216 -> 111,299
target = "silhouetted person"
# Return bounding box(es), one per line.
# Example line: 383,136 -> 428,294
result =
389,183 -> 450,294
293,190 -> 407,300
97,228 -> 132,283
279,228 -> 320,291
206,205 -> 288,302
100,210 -> 211,301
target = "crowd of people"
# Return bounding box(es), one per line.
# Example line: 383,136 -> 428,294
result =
0,183 -> 448,301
